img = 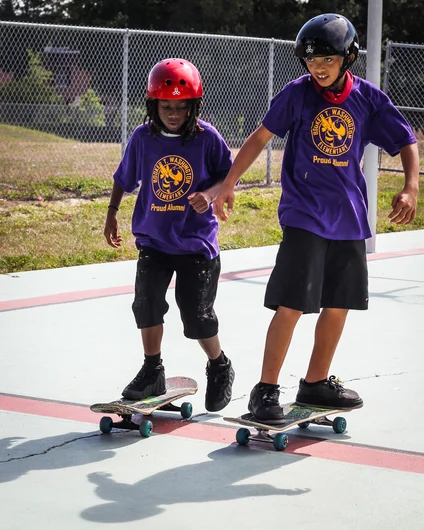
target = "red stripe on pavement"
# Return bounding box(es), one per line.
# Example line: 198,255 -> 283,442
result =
287,437 -> 424,475
0,285 -> 134,312
1,394 -> 424,474
0,394 -> 99,423
0,268 -> 272,312
367,247 -> 424,261
2,247 -> 424,313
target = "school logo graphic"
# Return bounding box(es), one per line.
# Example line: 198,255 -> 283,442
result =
311,107 -> 355,156
172,87 -> 180,96
152,155 -> 193,202
306,45 -> 314,55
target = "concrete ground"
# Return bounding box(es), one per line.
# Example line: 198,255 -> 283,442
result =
1,230 -> 424,529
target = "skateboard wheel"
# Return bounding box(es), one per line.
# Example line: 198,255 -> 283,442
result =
99,416 -> 113,434
298,422 -> 310,429
139,419 -> 153,437
273,433 -> 289,451
236,428 -> 251,446
180,402 -> 193,419
332,416 -> 347,434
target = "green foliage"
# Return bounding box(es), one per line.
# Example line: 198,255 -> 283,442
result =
68,88 -> 105,127
0,49 -> 62,104
128,104 -> 147,132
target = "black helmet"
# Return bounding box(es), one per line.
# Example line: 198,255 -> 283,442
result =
295,13 -> 359,70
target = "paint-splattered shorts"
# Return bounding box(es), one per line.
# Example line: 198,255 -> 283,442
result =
132,247 -> 220,339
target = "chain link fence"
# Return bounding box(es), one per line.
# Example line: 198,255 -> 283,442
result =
382,42 -> 424,174
0,20 -> 422,195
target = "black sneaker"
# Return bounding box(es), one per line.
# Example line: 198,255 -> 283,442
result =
121,362 -> 166,401
295,375 -> 363,410
205,355 -> 235,412
248,383 -> 284,423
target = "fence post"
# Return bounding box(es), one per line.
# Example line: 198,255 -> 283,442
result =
266,39 -> 274,185
382,40 -> 392,95
379,41 -> 393,173
363,0 -> 383,253
121,29 -> 129,158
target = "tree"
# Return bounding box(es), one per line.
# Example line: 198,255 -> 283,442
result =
53,0 -> 423,44
69,88 -> 105,127
1,0 -> 68,22
0,0 -> 16,19
0,49 -> 62,103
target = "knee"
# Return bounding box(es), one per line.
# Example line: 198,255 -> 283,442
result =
183,312 -> 219,340
276,305 -> 303,323
322,307 -> 349,321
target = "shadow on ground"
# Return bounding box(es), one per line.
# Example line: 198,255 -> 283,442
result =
81,444 -> 310,524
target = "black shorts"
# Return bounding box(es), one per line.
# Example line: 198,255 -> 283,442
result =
132,247 -> 220,339
264,227 -> 368,314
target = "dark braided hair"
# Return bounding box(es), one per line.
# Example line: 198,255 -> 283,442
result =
144,97 -> 204,143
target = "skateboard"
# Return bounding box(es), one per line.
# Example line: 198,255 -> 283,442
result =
224,402 -> 351,451
90,376 -> 198,437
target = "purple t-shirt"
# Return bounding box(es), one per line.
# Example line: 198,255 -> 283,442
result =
262,75 -> 417,240
114,120 -> 232,259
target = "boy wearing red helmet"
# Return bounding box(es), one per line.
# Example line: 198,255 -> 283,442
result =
215,14 -> 419,422
105,58 -> 235,412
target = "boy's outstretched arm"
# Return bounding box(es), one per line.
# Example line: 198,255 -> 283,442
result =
214,125 -> 275,221
188,181 -> 224,214
389,143 -> 420,225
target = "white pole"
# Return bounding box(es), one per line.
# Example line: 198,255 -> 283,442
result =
266,39 -> 274,185
121,30 -> 129,158
363,0 -> 383,253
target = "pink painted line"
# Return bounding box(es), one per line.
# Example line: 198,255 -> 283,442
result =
287,436 -> 424,475
367,247 -> 424,261
1,394 -> 424,474
0,394 -> 99,423
0,269 -> 271,312
1,247 -> 423,312
0,285 -> 134,312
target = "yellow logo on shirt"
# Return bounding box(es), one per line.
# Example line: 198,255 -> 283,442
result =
311,107 -> 355,156
152,155 -> 193,202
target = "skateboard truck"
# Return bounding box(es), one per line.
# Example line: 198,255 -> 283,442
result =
98,402 -> 193,437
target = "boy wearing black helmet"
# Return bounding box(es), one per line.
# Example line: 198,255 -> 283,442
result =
215,14 -> 419,422
104,59 -> 235,412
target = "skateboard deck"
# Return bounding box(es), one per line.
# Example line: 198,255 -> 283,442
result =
91,376 -> 198,437
224,402 -> 351,451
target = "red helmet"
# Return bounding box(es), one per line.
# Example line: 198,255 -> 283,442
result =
146,58 -> 203,100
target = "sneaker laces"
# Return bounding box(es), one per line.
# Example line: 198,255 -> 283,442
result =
259,385 -> 281,406
328,375 -> 346,394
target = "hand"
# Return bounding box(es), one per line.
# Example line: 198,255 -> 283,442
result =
213,185 -> 235,221
188,191 -> 211,214
104,210 -> 123,248
388,187 -> 418,225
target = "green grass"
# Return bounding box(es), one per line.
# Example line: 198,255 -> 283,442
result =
0,124 -> 120,201
0,124 -> 274,201
0,125 -> 423,273
376,172 -> 424,233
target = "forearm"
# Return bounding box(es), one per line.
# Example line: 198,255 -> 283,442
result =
400,143 -> 420,192
108,181 -> 125,209
223,125 -> 274,188
204,180 -> 225,202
